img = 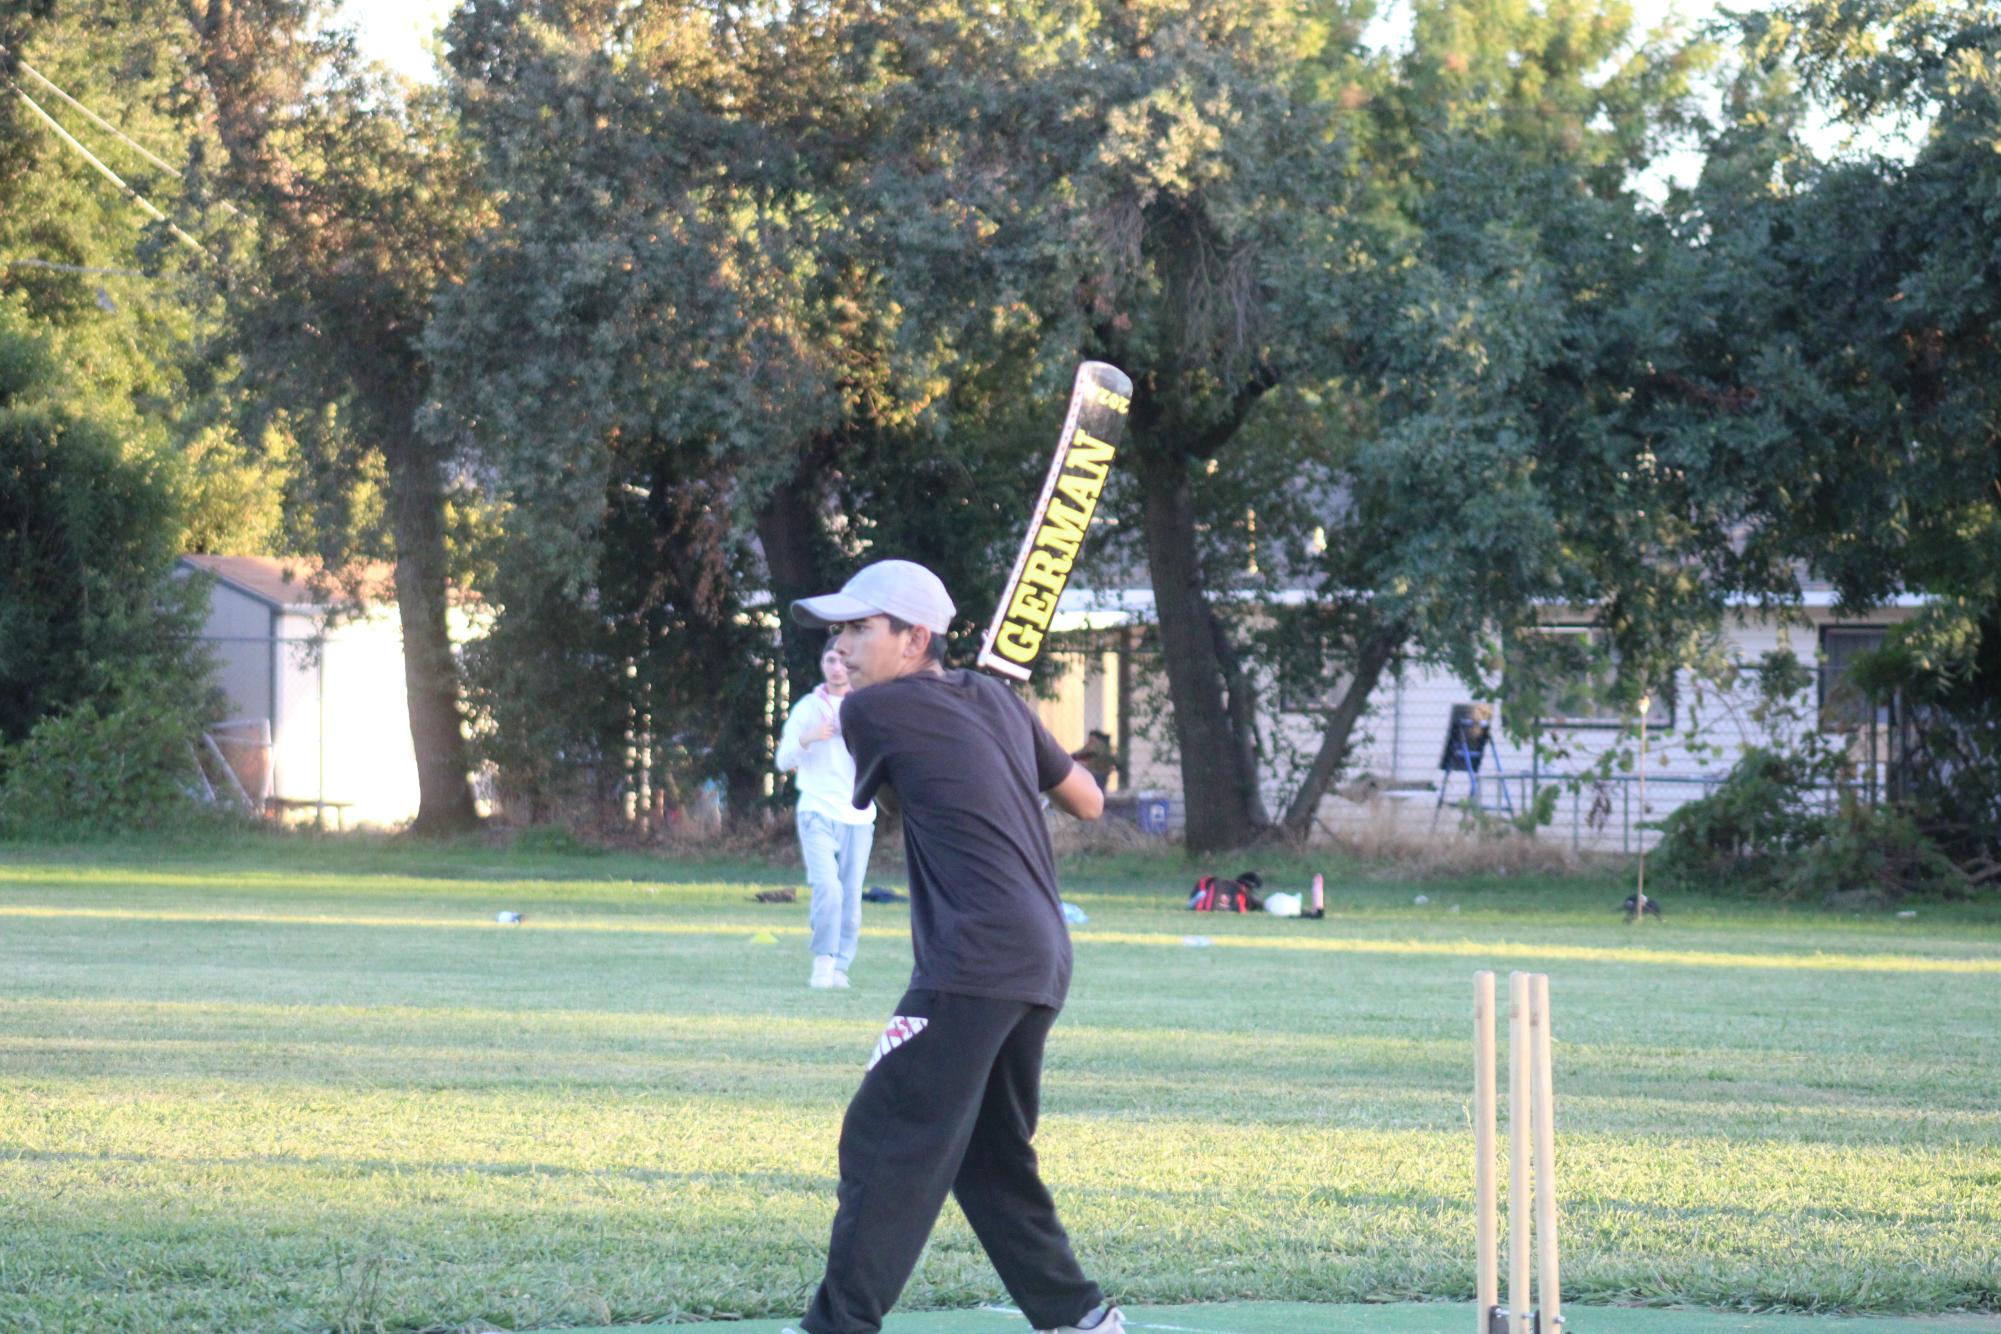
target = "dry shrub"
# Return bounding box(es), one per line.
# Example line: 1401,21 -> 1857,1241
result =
1047,810 -> 1162,857
646,808 -> 805,861
1326,801 -> 1587,880
484,801 -> 806,865
734,805 -> 1163,870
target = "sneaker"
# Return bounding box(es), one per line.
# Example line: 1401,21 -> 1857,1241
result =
1039,1304 -> 1125,1334
809,955 -> 838,988
832,969 -> 851,988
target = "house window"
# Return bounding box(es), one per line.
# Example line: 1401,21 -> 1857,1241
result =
1272,627 -> 1370,716
1278,670 -> 1349,715
1819,626 -> 1888,730
1526,626 -> 1674,730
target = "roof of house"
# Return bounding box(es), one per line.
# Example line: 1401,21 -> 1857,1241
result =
178,555 -> 396,611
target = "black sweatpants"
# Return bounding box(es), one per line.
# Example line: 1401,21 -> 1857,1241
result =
801,989 -> 1103,1334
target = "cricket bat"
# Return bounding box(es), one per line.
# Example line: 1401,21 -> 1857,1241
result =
975,361 -> 1133,681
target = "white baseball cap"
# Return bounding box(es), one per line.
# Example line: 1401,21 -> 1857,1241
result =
792,559 -> 956,634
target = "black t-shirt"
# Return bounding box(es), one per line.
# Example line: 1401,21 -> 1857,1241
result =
842,669 -> 1076,1008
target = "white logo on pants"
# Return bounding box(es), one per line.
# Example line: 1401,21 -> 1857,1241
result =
866,1015 -> 929,1071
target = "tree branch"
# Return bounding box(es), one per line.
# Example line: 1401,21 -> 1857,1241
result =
1280,629 -> 1404,837
1210,607 -> 1271,829
1189,361 -> 1279,459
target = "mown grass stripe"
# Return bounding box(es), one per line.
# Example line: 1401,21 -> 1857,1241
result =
3,903 -> 1995,975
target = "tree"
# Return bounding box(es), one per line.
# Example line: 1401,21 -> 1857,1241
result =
1061,0 -> 1713,849
1,0 -> 290,556
178,0 -> 487,831
1736,0 -> 2001,643
0,303 -> 212,746
1670,0 -> 2001,860
433,0 -> 835,816
431,0 -> 1100,818
1058,0 -> 1333,850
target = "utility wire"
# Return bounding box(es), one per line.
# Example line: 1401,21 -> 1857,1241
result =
1,45 -> 315,312
0,256 -> 151,277
3,46 -> 180,177
6,77 -> 216,264
0,44 -> 241,218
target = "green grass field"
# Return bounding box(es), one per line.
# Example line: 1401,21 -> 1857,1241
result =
1,834 -> 1997,1333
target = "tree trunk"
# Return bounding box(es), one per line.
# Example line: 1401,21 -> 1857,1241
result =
755,460 -> 835,706
1279,631 -> 1403,838
1135,445 -> 1262,852
1211,614 -> 1272,828
383,419 -> 481,835
189,0 -> 479,833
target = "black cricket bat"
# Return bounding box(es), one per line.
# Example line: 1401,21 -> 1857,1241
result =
976,361 -> 1133,681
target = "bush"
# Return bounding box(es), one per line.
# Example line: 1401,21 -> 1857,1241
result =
0,684 -> 236,839
1789,803 -> 1964,905
1649,747 -> 1830,894
0,305 -> 223,836
1651,746 -> 1962,904
1,402 -> 197,740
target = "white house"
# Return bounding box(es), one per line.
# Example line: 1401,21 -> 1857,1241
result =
1031,584 -> 1923,852
178,555 -> 456,828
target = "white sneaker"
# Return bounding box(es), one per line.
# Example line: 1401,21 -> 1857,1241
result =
1039,1304 -> 1125,1334
832,969 -> 851,988
809,955 -> 838,988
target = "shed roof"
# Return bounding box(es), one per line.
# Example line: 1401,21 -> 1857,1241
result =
179,555 -> 394,611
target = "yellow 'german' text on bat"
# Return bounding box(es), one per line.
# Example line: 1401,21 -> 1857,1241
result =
976,362 -> 1133,681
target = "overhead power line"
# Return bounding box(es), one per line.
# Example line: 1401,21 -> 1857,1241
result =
5,76 -> 215,264
0,44 -> 242,220
0,256 -> 151,277
1,46 -> 183,178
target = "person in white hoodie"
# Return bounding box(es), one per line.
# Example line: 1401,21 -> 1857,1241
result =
776,641 -> 877,988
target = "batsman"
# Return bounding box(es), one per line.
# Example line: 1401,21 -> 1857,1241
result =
786,366 -> 1132,1334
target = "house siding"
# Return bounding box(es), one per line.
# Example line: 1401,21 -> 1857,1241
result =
1034,602 -> 1915,852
